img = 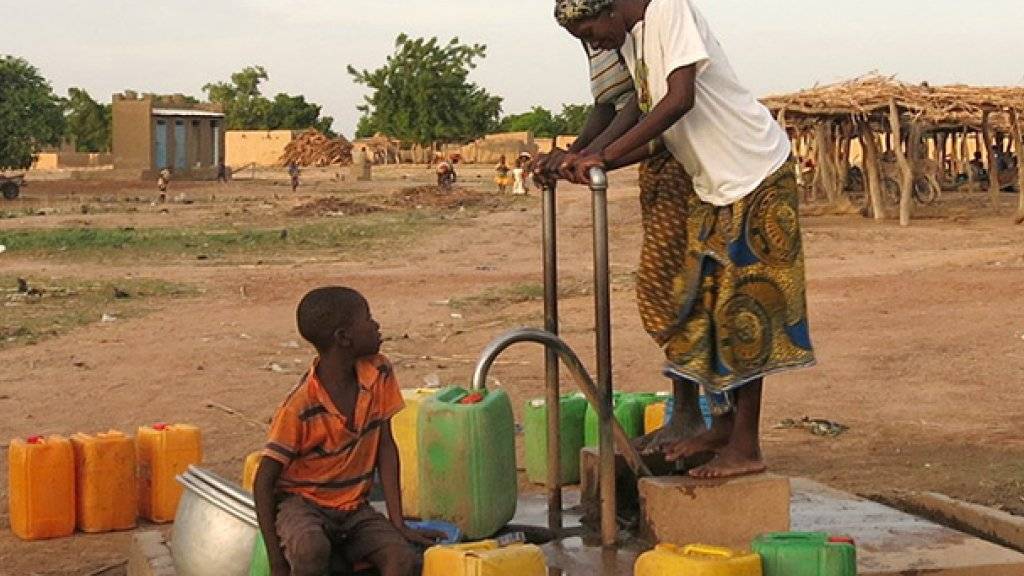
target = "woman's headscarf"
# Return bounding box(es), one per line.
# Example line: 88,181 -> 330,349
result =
554,0 -> 616,26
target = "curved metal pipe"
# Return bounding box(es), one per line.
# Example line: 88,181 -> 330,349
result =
472,328 -> 652,481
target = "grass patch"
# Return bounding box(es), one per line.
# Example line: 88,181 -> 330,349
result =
0,212 -> 437,262
450,281 -> 591,310
0,275 -> 198,351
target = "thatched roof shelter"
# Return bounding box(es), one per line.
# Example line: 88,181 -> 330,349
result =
762,74 -> 1024,131
761,74 -> 1024,224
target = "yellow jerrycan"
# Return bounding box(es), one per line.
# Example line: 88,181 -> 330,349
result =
242,450 -> 262,492
392,387 -> 437,517
8,435 -> 76,540
71,431 -> 137,532
635,543 -> 762,576
423,539 -> 548,576
136,423 -> 202,522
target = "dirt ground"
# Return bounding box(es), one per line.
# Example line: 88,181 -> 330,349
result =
1,165 -> 1023,575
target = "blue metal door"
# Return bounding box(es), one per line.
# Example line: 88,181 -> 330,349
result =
154,121 -> 168,169
174,121 -> 187,170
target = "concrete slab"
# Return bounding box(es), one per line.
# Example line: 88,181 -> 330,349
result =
791,478 -> 1024,576
516,480 -> 1024,576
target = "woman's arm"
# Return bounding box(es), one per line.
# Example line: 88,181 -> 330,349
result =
573,65 -> 697,182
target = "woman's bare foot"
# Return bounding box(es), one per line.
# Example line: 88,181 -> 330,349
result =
635,382 -> 708,456
662,416 -> 732,461
688,379 -> 765,478
634,415 -> 706,455
687,443 -> 766,479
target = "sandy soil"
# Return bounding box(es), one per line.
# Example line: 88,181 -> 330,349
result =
1,166 -> 1023,574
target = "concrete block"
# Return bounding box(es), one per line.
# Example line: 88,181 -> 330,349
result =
580,446 -> 709,531
128,530 -> 176,576
638,473 -> 791,549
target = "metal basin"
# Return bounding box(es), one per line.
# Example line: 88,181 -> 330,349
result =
173,466 -> 258,576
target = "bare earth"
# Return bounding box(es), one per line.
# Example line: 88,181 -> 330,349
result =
1,166 -> 1023,574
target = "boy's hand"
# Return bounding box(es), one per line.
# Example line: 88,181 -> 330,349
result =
398,525 -> 448,547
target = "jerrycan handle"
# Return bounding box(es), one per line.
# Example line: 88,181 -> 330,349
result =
681,544 -> 737,558
766,532 -> 824,540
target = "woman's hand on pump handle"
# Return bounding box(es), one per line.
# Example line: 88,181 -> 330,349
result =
533,148 -> 603,187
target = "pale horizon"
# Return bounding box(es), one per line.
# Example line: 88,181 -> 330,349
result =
6,0 -> 1024,138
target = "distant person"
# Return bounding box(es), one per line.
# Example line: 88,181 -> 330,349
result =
517,152 -> 532,192
511,157 -> 528,195
494,155 -> 511,193
157,167 -> 171,203
448,154 -> 460,183
360,146 -> 373,180
216,160 -> 228,183
970,151 -> 987,181
435,156 -> 454,190
254,287 -> 441,576
288,161 -> 301,192
993,144 -> 1009,171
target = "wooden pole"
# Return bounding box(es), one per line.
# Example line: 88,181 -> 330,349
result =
949,130 -> 963,181
888,100 -> 914,226
1009,108 -> 1024,221
961,127 -> 975,192
982,111 -> 1001,211
936,132 -> 947,178
813,123 -> 841,205
857,118 -> 886,220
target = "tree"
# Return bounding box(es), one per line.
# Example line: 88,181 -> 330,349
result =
556,103 -> 593,135
203,66 -> 273,130
355,114 -> 379,139
499,106 -> 561,137
348,35 -> 503,146
64,87 -> 111,152
203,66 -> 335,136
265,94 -> 334,135
497,103 -> 594,137
0,55 -> 64,169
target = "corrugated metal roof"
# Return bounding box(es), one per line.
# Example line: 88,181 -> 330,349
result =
152,108 -> 224,118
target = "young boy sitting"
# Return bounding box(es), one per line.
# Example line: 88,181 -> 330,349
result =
254,286 -> 436,576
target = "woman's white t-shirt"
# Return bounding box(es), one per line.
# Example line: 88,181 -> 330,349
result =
621,0 -> 790,206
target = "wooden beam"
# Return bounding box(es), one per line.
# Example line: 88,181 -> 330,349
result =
857,118 -> 887,220
982,111 -> 1002,211
889,100 -> 914,226
1009,108 -> 1024,222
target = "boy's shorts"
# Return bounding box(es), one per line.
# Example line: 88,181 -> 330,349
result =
276,494 -> 414,576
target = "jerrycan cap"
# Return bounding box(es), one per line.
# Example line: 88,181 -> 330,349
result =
460,392 -> 485,405
153,422 -> 169,431
829,536 -> 855,545
26,435 -> 44,444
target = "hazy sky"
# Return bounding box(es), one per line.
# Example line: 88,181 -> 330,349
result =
6,0 -> 1024,136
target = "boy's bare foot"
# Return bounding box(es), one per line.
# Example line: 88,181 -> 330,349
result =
662,417 -> 732,461
687,443 -> 766,479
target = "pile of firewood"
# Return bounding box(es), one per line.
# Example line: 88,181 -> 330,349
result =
279,130 -> 353,167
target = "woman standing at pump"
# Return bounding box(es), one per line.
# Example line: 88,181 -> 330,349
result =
534,45 -> 710,459
552,0 -> 815,478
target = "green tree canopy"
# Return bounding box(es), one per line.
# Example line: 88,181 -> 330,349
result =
498,103 -> 594,137
0,55 -> 64,170
64,87 -> 111,153
203,66 -> 335,136
348,35 -> 502,144
556,103 -> 593,135
499,106 -> 561,137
